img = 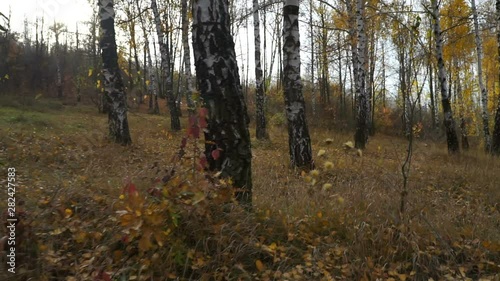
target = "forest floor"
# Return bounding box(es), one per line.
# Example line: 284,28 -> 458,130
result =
0,97 -> 499,280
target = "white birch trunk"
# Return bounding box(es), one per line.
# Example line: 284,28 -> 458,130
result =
471,0 -> 491,151
181,0 -> 195,114
430,0 -> 460,153
151,0 -> 180,131
254,0 -> 268,139
354,0 -> 369,149
283,0 -> 313,168
98,0 -> 131,144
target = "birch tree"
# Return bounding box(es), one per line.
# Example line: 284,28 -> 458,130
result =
429,0 -> 460,153
152,0 -> 181,131
49,22 -> 66,99
471,0 -> 491,152
99,0 -> 132,145
181,0 -> 195,114
283,0 -> 313,167
354,0 -> 369,149
253,0 -> 268,139
192,0 -> 253,207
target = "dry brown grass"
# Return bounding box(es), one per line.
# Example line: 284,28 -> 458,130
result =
0,102 -> 499,280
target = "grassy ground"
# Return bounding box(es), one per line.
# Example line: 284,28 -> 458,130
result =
0,98 -> 499,280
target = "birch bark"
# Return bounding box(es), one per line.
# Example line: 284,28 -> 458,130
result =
98,0 -> 132,145
283,0 -> 313,167
192,0 -> 253,207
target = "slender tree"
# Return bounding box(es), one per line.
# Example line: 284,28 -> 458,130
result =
430,0 -> 460,153
471,0 -> 491,152
181,0 -> 195,115
492,0 -> 500,155
98,0 -> 132,145
152,0 -> 181,131
192,0 -> 253,207
253,0 -> 268,139
283,0 -> 313,167
354,0 -> 369,149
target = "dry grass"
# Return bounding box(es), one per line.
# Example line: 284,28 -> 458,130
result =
0,101 -> 499,280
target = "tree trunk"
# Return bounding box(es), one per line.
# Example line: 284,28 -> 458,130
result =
99,0 -> 132,145
354,0 -> 369,149
192,0 -> 253,207
431,0 -> 459,153
492,0 -> 500,155
181,0 -> 195,115
151,0 -> 181,131
254,0 -> 268,139
472,0 -> 491,152
310,0 -> 316,116
283,0 -> 313,168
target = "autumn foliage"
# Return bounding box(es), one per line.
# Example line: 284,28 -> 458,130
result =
0,102 -> 499,280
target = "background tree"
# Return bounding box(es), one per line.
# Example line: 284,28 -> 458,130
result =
254,0 -> 268,140
152,0 -> 181,131
192,0 -> 253,206
429,0 -> 460,153
492,0 -> 500,154
471,0 -> 491,152
99,0 -> 132,145
283,0 -> 313,167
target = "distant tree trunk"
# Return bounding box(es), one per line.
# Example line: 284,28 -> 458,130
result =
492,0 -> 500,155
181,0 -> 195,115
472,0 -> 491,152
99,0 -> 132,145
456,73 -> 469,150
152,0 -> 181,131
431,0 -> 459,153
354,0 -> 369,149
283,0 -> 313,168
253,0 -> 268,139
192,0 -> 253,207
309,0 -> 316,116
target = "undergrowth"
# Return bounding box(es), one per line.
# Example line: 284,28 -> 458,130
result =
0,103 -> 498,280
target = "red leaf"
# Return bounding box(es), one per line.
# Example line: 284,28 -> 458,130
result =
211,149 -> 221,160
95,271 -> 111,281
199,117 -> 207,129
199,108 -> 208,118
188,116 -> 197,127
122,182 -> 136,196
190,126 -> 200,138
180,137 -> 187,149
198,155 -> 208,171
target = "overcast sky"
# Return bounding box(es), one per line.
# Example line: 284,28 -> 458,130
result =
0,0 -> 93,33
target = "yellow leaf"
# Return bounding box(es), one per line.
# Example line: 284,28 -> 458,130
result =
138,233 -> 152,252
255,259 -> 265,272
317,211 -> 323,218
88,69 -> 93,77
322,183 -> 332,190
323,161 -> 334,170
310,170 -> 320,177
317,149 -> 326,157
343,141 -> 354,149
65,208 -> 73,218
337,197 -> 345,204
35,93 -> 43,100
74,232 -> 87,243
4,74 -> 9,80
